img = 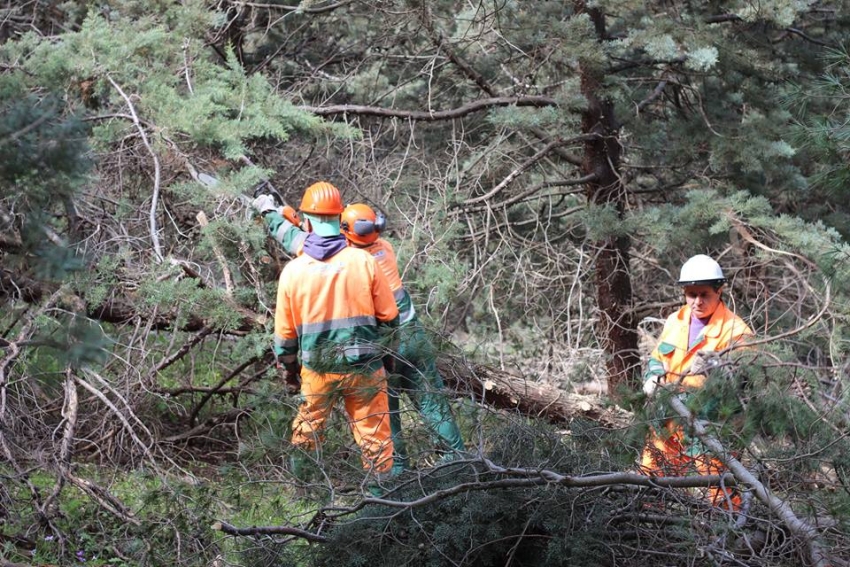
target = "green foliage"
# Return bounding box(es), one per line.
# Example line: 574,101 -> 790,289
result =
308,468 -> 615,567
0,467 -> 214,566
581,203 -> 635,241
306,419 -> 684,567
0,4 -> 348,161
3,2 -> 850,565
0,93 -> 90,258
0,96 -> 90,188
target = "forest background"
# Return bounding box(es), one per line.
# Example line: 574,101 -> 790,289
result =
2,1 -> 850,566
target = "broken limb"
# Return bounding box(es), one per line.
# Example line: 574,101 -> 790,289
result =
667,394 -> 834,567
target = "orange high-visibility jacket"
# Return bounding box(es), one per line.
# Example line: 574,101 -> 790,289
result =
274,246 -> 399,373
645,301 -> 753,389
264,210 -> 416,327
359,238 -> 416,325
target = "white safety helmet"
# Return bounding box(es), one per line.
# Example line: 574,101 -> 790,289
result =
678,254 -> 726,287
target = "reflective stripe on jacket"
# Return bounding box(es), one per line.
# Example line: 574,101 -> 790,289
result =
274,246 -> 399,373
264,212 -> 307,256
645,301 -> 752,389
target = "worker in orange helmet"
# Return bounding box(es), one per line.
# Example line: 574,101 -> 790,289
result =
267,182 -> 399,481
640,254 -> 753,510
252,195 -> 466,472
340,204 -> 465,472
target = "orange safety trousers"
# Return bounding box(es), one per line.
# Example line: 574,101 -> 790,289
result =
641,427 -> 741,511
292,366 -> 394,474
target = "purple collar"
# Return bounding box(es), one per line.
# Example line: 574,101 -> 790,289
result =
302,233 -> 348,260
688,312 -> 711,350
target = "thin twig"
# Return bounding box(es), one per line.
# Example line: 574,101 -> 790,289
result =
107,74 -> 164,262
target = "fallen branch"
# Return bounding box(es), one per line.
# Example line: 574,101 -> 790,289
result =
66,472 -> 141,527
214,520 -> 328,543
299,96 -> 557,122
107,74 -> 163,262
667,393 -> 834,567
164,407 -> 251,443
438,356 -> 633,429
41,367 -> 79,515
214,456 -> 738,541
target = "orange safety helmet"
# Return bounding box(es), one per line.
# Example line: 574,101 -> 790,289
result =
340,203 -> 386,245
300,181 -> 344,215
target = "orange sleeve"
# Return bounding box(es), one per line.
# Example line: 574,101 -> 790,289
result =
369,254 -> 399,325
273,267 -> 299,362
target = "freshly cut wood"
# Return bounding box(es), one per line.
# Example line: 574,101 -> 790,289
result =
437,357 -> 632,429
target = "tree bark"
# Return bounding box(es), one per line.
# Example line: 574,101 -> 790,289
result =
437,357 -> 632,429
575,2 -> 641,399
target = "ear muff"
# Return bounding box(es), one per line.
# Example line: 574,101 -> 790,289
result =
352,214 -> 386,236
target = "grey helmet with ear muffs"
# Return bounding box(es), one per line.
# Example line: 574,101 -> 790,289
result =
341,203 -> 385,245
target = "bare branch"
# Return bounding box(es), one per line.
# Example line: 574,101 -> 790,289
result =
667,395 -> 834,567
457,137 -> 595,207
214,519 -> 329,542
226,0 -> 353,13
299,96 -> 557,121
107,75 -> 164,262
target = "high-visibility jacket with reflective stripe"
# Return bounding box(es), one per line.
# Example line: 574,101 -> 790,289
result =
264,213 -> 307,256
264,211 -> 416,325
274,246 -> 400,373
645,301 -> 752,389
359,238 -> 416,325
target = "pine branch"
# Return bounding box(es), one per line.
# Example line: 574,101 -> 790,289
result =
666,394 -> 834,567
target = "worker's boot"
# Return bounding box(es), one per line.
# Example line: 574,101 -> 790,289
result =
366,469 -> 396,498
391,453 -> 408,476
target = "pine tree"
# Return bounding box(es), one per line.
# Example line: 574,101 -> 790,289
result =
1,1 -> 850,565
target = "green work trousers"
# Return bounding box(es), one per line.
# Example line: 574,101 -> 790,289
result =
388,318 -> 464,472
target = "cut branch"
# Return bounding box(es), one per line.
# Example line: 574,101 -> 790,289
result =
667,393 -> 833,567
437,356 -> 633,429
214,519 -> 329,542
216,458 -> 740,541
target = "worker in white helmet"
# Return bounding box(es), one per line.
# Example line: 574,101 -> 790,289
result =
641,254 -> 753,510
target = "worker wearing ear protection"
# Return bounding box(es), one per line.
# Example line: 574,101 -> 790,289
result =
340,204 -> 466,472
265,183 -> 398,478
253,194 -> 465,472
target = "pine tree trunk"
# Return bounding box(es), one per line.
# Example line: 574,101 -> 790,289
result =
576,3 -> 641,399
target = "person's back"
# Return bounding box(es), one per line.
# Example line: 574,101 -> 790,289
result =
357,237 -> 419,326
271,182 -> 399,480
256,195 -> 467,470
277,245 -> 398,373
339,204 -> 466,468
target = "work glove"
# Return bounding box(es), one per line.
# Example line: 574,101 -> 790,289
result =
643,376 -> 661,397
382,354 -> 396,376
252,193 -> 277,215
688,351 -> 720,377
276,360 -> 302,395
281,205 -> 301,227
